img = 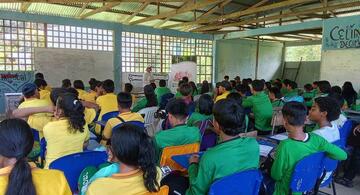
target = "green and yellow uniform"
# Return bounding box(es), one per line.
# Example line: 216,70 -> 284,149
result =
187,112 -> 212,127
186,137 -> 259,195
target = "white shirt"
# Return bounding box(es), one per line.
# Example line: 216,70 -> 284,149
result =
332,113 -> 347,129
143,72 -> 154,86
313,122 -> 340,143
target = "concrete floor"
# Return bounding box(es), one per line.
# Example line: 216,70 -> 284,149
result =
320,176 -> 360,195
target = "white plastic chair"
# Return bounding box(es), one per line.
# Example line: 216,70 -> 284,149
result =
138,106 -> 159,130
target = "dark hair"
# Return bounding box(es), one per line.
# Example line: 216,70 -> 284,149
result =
328,92 -> 345,108
35,72 -> 44,80
314,97 -> 341,122
111,124 -> 159,192
200,80 -> 210,94
66,87 -> 79,97
62,79 -> 71,88
331,86 -> 342,95
304,84 -> 313,91
213,99 -> 246,136
265,82 -> 272,90
89,79 -> 100,91
318,80 -> 331,94
57,93 -> 85,132
283,79 -> 291,86
34,79 -> 47,88
159,80 -> 166,87
179,83 -> 193,96
189,81 -> 198,95
150,82 -> 157,90
50,88 -> 68,105
224,75 -> 229,80
0,119 -> 36,195
273,82 -> 282,90
178,80 -> 186,87
73,80 -> 85,90
342,81 -> 357,106
124,83 -> 133,93
252,80 -> 264,92
269,87 -> 282,99
282,102 -> 307,126
117,92 -> 132,109
166,98 -> 188,120
226,92 -> 242,107
235,84 -> 250,94
219,81 -> 232,91
230,80 -> 236,89
288,81 -> 297,89
182,76 -> 189,83
198,94 -> 213,115
144,85 -> 158,107
102,79 -> 115,93
242,79 -> 249,86
313,81 -> 319,86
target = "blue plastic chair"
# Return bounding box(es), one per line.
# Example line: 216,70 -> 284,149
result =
338,120 -> 353,149
113,120 -> 145,129
289,152 -> 325,194
32,128 -> 40,142
101,111 -> 119,122
49,151 -> 108,192
208,169 -> 263,195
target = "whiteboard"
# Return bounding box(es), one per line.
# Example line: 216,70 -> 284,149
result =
34,48 -> 113,87
320,49 -> 360,91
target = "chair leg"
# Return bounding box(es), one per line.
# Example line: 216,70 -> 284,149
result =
331,181 -> 336,195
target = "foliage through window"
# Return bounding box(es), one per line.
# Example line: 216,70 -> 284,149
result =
285,45 -> 321,62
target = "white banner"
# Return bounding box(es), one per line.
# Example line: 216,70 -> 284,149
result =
168,61 -> 197,93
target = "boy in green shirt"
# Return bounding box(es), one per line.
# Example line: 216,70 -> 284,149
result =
270,102 -> 347,195
187,94 -> 213,127
303,83 -> 315,108
268,87 -> 284,108
154,98 -> 200,157
154,79 -> 171,104
284,80 -> 299,99
187,99 -> 259,195
242,80 -> 273,135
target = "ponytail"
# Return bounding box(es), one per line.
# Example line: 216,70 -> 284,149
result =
6,158 -> 36,195
58,93 -> 86,133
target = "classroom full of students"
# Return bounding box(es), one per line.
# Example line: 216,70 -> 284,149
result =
1,72 -> 360,195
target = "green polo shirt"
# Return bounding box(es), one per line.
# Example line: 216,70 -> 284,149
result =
154,124 -> 201,157
242,91 -> 273,131
186,137 -> 259,195
285,89 -> 298,99
131,98 -> 147,112
187,112 -> 213,127
155,87 -> 171,103
271,133 -> 347,195
280,88 -> 289,96
272,99 -> 284,108
303,91 -> 315,107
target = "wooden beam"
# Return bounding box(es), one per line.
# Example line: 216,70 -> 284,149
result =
4,0 -> 185,2
153,0 -> 191,28
122,2 -> 149,24
193,1 -> 360,32
129,0 -> 223,25
75,3 -> 89,18
20,2 -> 31,13
79,1 -> 122,19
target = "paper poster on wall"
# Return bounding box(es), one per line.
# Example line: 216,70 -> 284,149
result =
0,71 -> 33,114
168,61 -> 197,93
4,93 -> 23,118
122,72 -> 169,93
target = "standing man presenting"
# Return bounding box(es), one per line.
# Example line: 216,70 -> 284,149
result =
143,66 -> 154,86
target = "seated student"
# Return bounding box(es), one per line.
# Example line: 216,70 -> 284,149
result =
312,81 -> 319,95
303,83 -> 315,107
178,83 -> 196,114
34,78 -> 51,103
86,124 -> 161,195
186,99 -> 259,195
132,84 -> 158,112
230,80 -> 237,92
182,76 -> 189,83
342,81 -> 358,108
280,79 -> 291,96
223,75 -> 229,82
328,92 -> 347,129
234,76 -> 241,85
18,83 -> 52,137
242,80 -> 273,135
124,83 -> 137,104
215,81 -> 231,103
309,96 -> 341,143
270,102 -> 347,195
0,119 -> 71,195
317,80 -> 332,97
175,80 -> 186,98
96,79 -> 118,121
154,99 -> 200,156
74,80 -> 87,100
284,81 -> 298,99
200,80 -> 210,95
269,87 -> 283,107
43,93 -> 90,168
35,72 -> 52,91
62,79 -> 71,89
101,92 -> 144,145
82,78 -> 99,103
187,94 -> 213,127
154,79 -> 171,104
235,83 -> 251,97
189,81 -> 199,96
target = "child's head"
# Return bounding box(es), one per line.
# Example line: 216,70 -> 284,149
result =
109,124 -> 158,192
34,78 -> 47,90
35,72 -> 44,80
331,86 -> 342,95
102,79 -> 115,93
124,83 -> 133,93
268,87 -> 282,101
230,80 -> 236,89
117,92 -> 132,111
342,81 -> 356,96
224,75 -> 229,81
251,80 -> 264,93
318,80 -> 331,94
55,93 -> 85,133
198,94 -> 213,116
304,84 -> 313,92
159,80 -> 166,87
166,98 -> 188,126
265,82 -> 272,90
287,81 -> 297,90
328,92 -> 345,110
144,85 -> 157,107
50,88 -> 68,105
200,80 -> 210,94
179,83 -> 193,97
312,81 -> 319,89
213,99 -> 246,136
62,79 -> 71,88
73,80 -> 85,90
189,81 -> 198,93
89,79 -> 100,91
226,92 -> 242,107
282,79 -> 291,88
235,84 -> 250,96
0,118 -> 36,195
218,81 -> 231,94
22,83 -> 39,99
282,102 -> 307,130
182,76 -> 189,83
309,97 -> 340,124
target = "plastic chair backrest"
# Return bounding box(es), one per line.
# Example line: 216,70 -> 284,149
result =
208,169 -> 263,195
160,143 -> 200,171
290,152 -> 325,193
146,185 -> 169,195
113,121 -> 145,129
101,111 -> 119,122
49,151 -> 108,192
338,120 -> 353,148
319,156 -> 338,187
40,138 -> 47,160
138,106 -> 158,126
32,128 -> 40,142
197,120 -> 217,151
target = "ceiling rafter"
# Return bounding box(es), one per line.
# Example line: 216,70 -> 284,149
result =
20,2 -> 31,12
152,0 -> 191,28
79,1 -> 122,19
122,1 -> 150,24
75,2 -> 89,17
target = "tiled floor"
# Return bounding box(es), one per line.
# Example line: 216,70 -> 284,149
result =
320,176 -> 360,195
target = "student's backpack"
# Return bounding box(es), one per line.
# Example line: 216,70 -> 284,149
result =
78,162 -> 112,195
283,96 -> 304,103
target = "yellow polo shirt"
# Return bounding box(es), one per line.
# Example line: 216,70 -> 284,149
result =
45,85 -> 52,92
18,98 -> 52,138
82,91 -> 97,103
215,91 -> 230,103
0,164 -> 71,195
96,93 -> 118,120
84,108 -> 96,125
39,89 -> 52,104
77,89 -> 87,100
86,168 -> 162,195
43,119 -> 90,169
101,112 -> 144,145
